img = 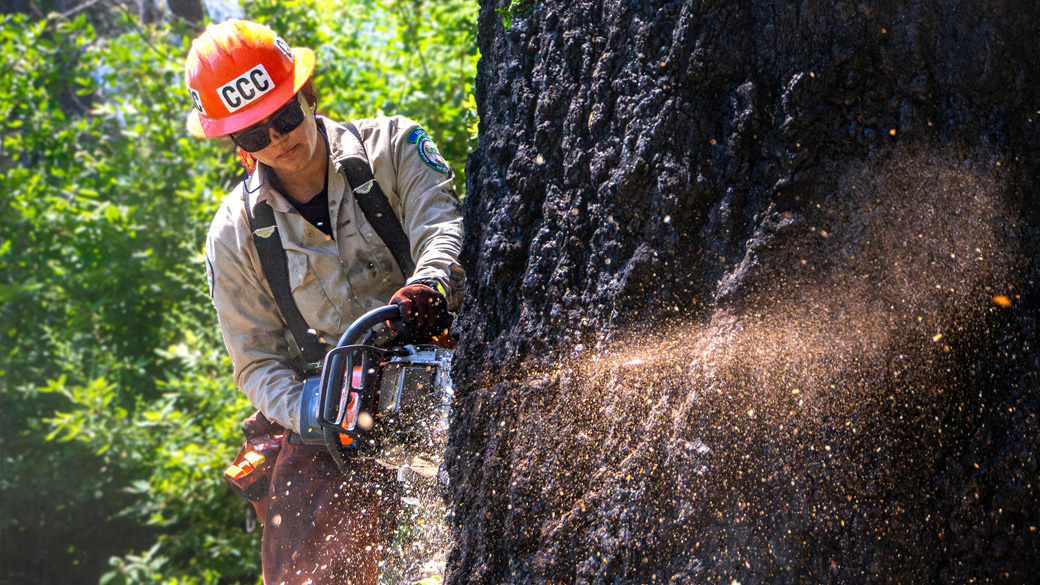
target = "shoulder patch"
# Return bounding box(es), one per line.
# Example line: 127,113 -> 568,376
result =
416,136 -> 451,174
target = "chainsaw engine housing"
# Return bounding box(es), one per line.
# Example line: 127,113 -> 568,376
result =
298,342 -> 453,476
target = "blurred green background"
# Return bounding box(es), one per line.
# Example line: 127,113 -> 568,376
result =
0,1 -> 477,583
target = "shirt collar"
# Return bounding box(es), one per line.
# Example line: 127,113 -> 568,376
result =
322,117 -> 367,172
243,166 -> 296,216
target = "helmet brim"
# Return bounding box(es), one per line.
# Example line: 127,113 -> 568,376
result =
187,47 -> 316,139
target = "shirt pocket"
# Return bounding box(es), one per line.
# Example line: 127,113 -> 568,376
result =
342,245 -> 402,301
286,249 -> 341,334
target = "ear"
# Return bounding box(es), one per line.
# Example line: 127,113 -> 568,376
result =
300,92 -> 317,114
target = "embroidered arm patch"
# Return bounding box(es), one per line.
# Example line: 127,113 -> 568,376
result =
407,126 -> 450,174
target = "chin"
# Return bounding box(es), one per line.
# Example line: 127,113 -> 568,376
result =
261,145 -> 301,169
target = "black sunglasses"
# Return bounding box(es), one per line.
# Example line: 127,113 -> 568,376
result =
230,94 -> 306,153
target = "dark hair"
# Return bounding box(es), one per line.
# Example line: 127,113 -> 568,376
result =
300,78 -> 318,113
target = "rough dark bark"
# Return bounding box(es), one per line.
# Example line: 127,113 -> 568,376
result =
447,1 -> 1040,584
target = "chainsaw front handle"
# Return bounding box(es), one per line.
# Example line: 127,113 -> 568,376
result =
335,304 -> 402,348
317,344 -> 382,431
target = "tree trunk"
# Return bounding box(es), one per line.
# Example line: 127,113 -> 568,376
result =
447,0 -> 1040,583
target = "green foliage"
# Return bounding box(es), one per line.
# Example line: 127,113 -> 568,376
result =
1,2 -> 476,583
1,10 -> 259,584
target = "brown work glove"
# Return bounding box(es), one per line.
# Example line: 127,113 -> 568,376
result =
389,282 -> 453,345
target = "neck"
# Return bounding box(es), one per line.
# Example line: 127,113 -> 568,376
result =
274,133 -> 328,203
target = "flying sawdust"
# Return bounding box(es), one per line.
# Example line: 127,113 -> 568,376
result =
499,144 -> 1023,582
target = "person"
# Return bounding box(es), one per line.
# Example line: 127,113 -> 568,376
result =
183,19 -> 463,585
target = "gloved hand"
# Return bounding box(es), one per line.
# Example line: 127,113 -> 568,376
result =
388,282 -> 453,344
390,283 -> 446,328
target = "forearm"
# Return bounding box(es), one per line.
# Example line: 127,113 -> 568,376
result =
409,223 -> 463,287
218,305 -> 310,433
236,357 -> 305,432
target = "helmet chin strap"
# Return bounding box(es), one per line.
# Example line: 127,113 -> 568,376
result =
240,156 -> 270,195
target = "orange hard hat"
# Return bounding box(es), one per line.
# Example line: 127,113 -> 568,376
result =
184,20 -> 315,138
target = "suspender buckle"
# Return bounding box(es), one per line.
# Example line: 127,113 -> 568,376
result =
354,179 -> 375,194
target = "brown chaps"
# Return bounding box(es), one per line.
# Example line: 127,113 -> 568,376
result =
241,418 -> 400,585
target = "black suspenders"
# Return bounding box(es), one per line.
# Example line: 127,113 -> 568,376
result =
245,199 -> 327,363
341,123 -> 416,279
243,122 -> 414,364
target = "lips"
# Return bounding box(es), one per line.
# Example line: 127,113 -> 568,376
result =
278,144 -> 299,158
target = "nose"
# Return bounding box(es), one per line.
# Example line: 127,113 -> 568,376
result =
269,127 -> 288,142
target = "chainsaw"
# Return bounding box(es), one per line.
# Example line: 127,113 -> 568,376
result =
296,305 -> 454,478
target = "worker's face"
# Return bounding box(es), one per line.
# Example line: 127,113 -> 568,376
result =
237,93 -> 322,175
